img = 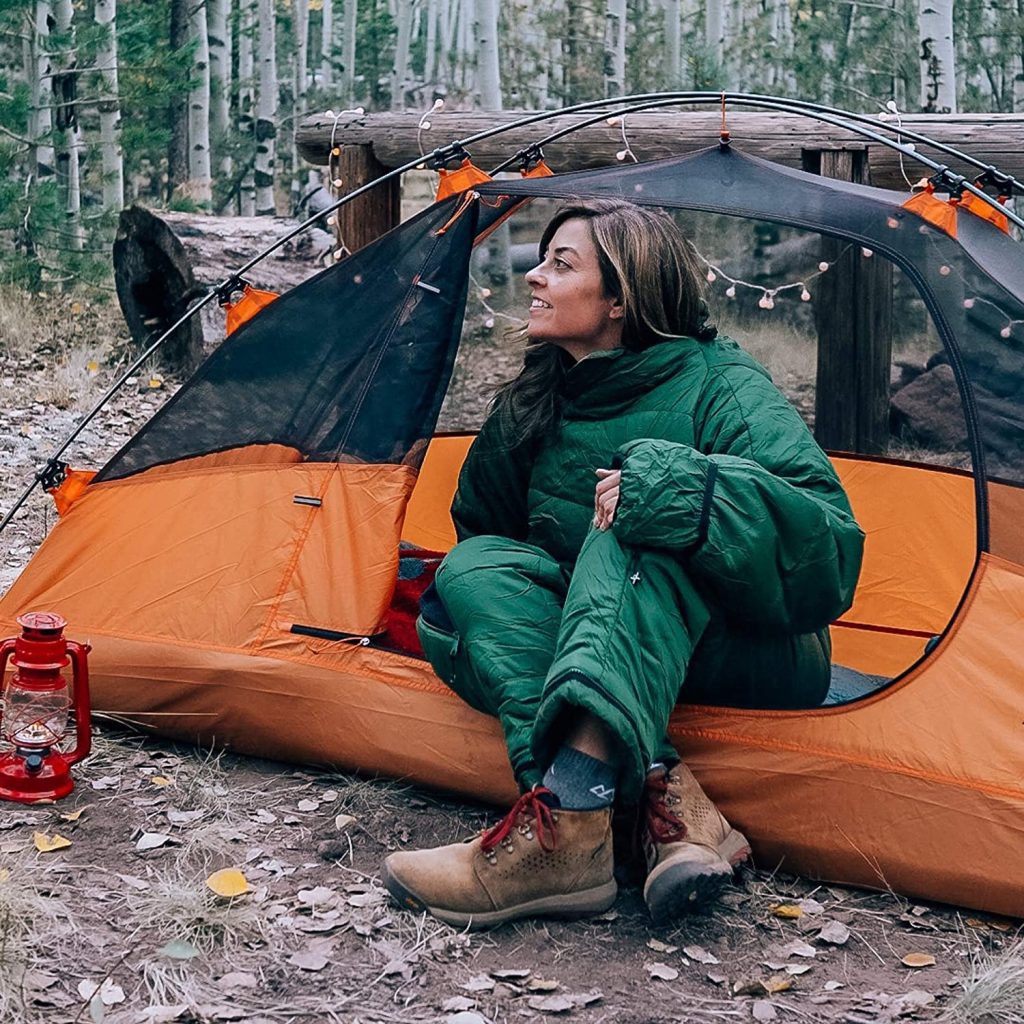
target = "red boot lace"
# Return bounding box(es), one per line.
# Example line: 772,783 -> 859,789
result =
644,771 -> 687,844
481,786 -> 558,853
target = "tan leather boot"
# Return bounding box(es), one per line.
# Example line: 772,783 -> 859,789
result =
383,788 -> 617,929
641,763 -> 751,922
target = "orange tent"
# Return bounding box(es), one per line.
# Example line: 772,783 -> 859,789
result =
3,149 -> 1023,917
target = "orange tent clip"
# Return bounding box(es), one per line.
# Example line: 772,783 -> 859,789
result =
225,284 -> 280,336
960,190 -> 1010,234
435,159 -> 492,201
902,186 -> 958,239
48,468 -> 97,517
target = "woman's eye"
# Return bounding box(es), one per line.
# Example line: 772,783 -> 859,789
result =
554,257 -> 569,269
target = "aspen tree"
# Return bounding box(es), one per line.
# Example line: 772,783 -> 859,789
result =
342,0 -> 357,107
29,1 -> 55,181
208,0 -> 232,183
188,0 -> 213,206
919,0 -> 957,112
605,0 -> 627,97
94,0 -> 124,211
53,0 -> 84,250
476,0 -> 500,107
663,0 -> 680,90
255,0 -> 278,214
238,0 -> 256,214
391,0 -> 413,109
292,0 -> 310,207
321,0 -> 334,90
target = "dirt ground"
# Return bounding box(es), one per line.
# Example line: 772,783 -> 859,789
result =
1,294 -> 1020,1024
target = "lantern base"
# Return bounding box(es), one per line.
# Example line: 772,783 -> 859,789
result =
0,751 -> 75,803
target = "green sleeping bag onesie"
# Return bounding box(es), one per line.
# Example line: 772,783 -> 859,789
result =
416,336 -> 865,801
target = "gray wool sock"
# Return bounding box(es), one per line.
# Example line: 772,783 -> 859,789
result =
542,745 -> 617,810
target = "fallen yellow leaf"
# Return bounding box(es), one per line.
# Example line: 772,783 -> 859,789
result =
60,806 -> 91,822
0,868 -> 9,882
33,832 -> 72,853
771,904 -> 803,919
988,918 -> 1012,932
151,776 -> 174,787
206,868 -> 250,899
148,377 -> 163,389
70,302 -> 82,315
765,975 -> 793,994
901,952 -> 937,968
86,360 -> 99,376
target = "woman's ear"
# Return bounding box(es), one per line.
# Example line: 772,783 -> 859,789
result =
608,297 -> 625,320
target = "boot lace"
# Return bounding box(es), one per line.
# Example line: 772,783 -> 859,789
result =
481,786 -> 558,854
644,770 -> 687,844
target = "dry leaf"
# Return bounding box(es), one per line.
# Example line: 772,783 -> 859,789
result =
901,952 -> 936,968
159,939 -> 201,960
254,809 -> 277,824
817,920 -> 851,945
526,978 -> 560,993
297,799 -> 319,812
823,980 -> 845,991
206,868 -> 250,899
136,832 -> 172,851
216,972 -> 257,991
148,377 -> 164,389
683,944 -> 720,965
443,997 -> 476,1012
33,831 -> 72,853
988,918 -> 1012,932
527,994 -> 574,1013
288,950 -> 329,971
297,886 -> 336,905
785,964 -> 813,976
707,972 -> 728,986
490,969 -> 531,980
60,806 -> 91,822
645,962 -> 679,981
798,898 -> 825,915
167,809 -> 205,825
765,975 -> 793,994
462,975 -> 496,993
151,775 -> 174,787
732,979 -> 770,997
781,940 -> 817,958
772,904 -> 803,919
752,1001 -> 778,1022
86,360 -> 100,376
77,979 -> 126,1006
334,814 -> 357,831
446,1013 -> 489,1024
647,938 -> 678,954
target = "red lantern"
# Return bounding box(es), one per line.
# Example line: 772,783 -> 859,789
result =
0,612 -> 92,803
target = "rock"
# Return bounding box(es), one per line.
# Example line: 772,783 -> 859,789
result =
890,364 -> 968,450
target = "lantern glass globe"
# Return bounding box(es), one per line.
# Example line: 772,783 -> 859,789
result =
2,679 -> 70,749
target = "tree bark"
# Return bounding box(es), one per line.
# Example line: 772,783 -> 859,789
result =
475,0 -> 501,108
30,1 -> 55,181
53,0 -> 84,251
168,0 -> 190,202
663,0 -> 681,90
705,0 -> 724,69
919,0 -> 957,113
94,0 -> 124,212
208,0 -> 232,185
391,0 -> 413,110
188,0 -> 214,206
292,0 -> 310,207
255,0 -> 278,215
604,0 -> 627,97
423,0 -> 439,89
342,0 -> 358,107
296,109 -> 1024,189
321,0 -> 334,91
238,0 -> 257,215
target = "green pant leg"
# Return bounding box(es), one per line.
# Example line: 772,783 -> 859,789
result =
534,526 -> 712,803
418,534 -> 569,790
682,619 -> 832,709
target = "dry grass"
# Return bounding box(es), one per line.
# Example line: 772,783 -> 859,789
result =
941,936 -> 1024,1024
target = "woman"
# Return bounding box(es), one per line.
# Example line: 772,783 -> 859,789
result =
383,200 -> 864,929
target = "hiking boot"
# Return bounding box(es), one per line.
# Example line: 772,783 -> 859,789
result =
382,787 -> 617,929
641,763 -> 751,923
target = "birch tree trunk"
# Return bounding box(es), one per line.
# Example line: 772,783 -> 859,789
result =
423,0 -> 439,89
391,0 -> 413,109
458,0 -> 476,98
475,0 -> 501,107
53,0 -> 84,251
605,0 -> 627,97
919,0 -> 957,113
93,0 -> 124,211
292,0 -> 310,206
772,0 -> 796,93
321,0 -> 334,91
238,0 -> 256,214
255,0 -> 278,214
663,0 -> 681,90
342,0 -> 358,106
188,0 -> 213,206
30,1 -> 55,181
705,0 -> 724,70
208,0 -> 232,183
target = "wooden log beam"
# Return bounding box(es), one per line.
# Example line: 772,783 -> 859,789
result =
296,109 -> 1024,192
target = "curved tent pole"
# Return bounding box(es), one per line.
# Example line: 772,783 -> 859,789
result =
3,91 -> 1018,535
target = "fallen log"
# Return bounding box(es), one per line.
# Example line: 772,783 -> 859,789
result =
113,206 -> 333,373
296,109 -> 1024,192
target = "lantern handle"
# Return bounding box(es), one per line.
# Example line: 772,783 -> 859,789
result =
0,637 -> 14,739
64,640 -> 92,766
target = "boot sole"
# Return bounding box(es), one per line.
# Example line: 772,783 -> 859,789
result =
382,862 -> 618,930
644,829 -> 751,924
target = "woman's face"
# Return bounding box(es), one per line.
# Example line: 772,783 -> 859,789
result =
524,218 -> 624,360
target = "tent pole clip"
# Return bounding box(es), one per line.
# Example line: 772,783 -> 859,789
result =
36,458 -> 68,492
427,142 -> 470,171
217,276 -> 249,308
517,144 -> 546,173
974,165 -> 1016,198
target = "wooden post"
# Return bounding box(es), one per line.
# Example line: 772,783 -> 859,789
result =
335,143 -> 401,254
805,148 -> 893,454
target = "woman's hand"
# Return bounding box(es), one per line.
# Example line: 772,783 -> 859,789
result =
594,468 -> 621,530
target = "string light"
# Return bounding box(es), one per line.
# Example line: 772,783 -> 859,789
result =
957,293 -> 1022,340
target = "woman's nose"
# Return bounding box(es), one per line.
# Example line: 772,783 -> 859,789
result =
525,263 -> 544,286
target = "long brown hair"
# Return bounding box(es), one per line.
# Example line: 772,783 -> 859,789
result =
491,200 -> 717,444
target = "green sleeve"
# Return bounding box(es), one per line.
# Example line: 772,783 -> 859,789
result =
612,366 -> 864,634
451,408 -> 533,543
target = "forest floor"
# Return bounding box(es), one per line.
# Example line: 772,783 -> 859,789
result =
1,289 -> 1021,1024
